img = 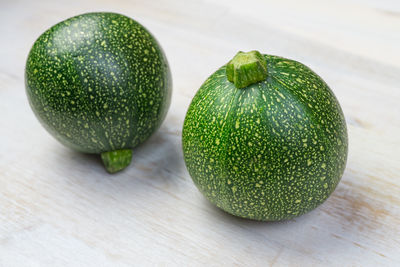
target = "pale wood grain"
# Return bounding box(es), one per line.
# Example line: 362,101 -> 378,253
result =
1,0 -> 399,266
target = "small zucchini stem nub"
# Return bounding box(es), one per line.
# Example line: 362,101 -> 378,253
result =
226,50 -> 268,89
101,149 -> 133,173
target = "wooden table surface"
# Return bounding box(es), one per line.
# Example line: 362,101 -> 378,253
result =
1,0 -> 399,266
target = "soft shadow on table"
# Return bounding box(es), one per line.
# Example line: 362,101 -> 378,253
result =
130,128 -> 183,181
57,126 -> 182,186
199,170 -> 390,258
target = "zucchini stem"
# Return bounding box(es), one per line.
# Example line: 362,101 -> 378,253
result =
226,50 -> 268,89
101,149 -> 132,173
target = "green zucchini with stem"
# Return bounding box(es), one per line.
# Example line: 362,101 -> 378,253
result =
25,12 -> 172,173
182,51 -> 348,221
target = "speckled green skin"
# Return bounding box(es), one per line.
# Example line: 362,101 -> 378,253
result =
25,12 -> 172,154
182,54 -> 348,221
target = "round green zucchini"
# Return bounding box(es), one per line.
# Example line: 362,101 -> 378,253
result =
182,51 -> 348,221
25,12 -> 172,173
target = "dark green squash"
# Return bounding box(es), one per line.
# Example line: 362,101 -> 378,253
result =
25,12 -> 172,173
182,51 -> 348,221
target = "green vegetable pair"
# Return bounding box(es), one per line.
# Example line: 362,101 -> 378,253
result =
26,12 -> 348,221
